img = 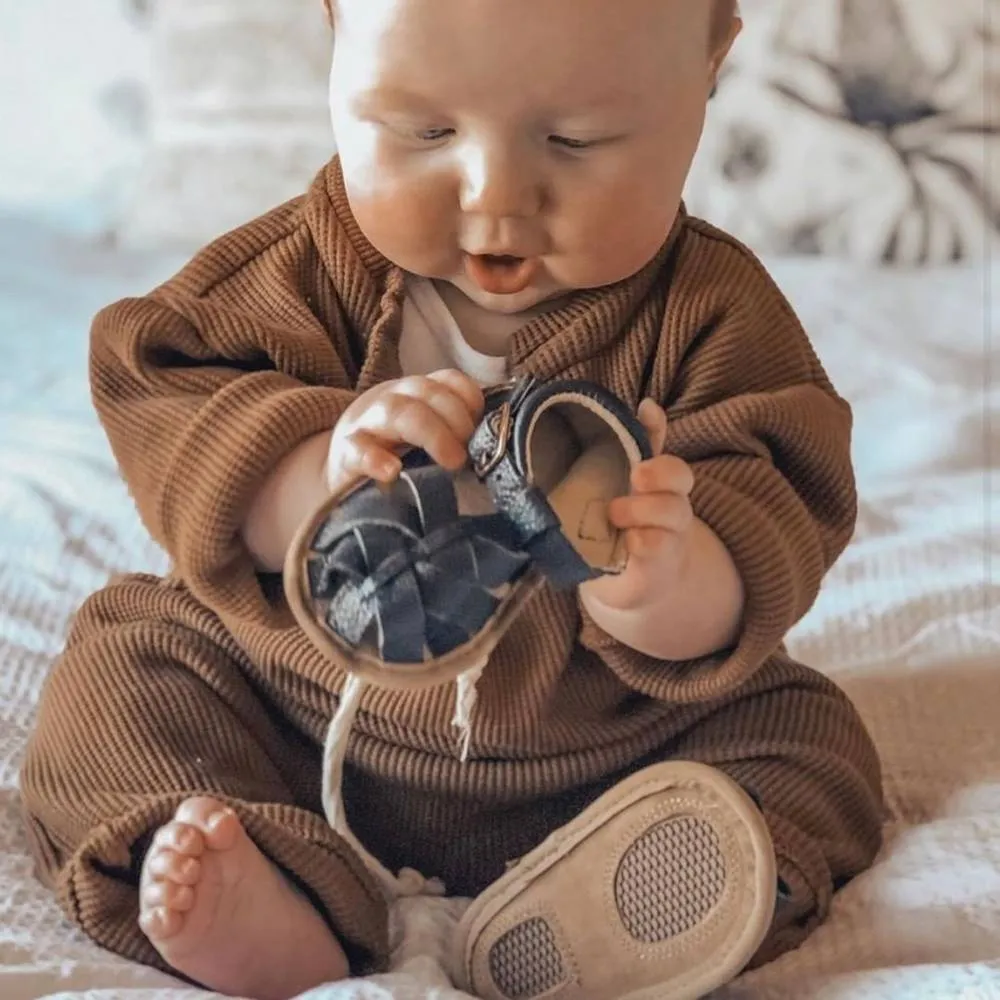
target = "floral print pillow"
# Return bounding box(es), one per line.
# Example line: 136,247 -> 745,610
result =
684,0 -> 998,263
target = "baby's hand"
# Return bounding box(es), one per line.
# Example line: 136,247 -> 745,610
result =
326,371 -> 485,493
584,400 -> 696,611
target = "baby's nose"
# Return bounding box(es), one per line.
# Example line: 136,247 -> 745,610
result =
459,145 -> 543,220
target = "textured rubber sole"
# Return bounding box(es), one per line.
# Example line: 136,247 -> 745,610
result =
455,761 -> 777,1000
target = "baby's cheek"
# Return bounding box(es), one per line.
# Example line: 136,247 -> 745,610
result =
560,190 -> 681,289
343,169 -> 457,273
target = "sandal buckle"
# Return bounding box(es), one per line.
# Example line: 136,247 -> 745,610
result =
473,400 -> 513,479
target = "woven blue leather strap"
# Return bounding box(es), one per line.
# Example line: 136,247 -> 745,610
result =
305,460 -> 531,663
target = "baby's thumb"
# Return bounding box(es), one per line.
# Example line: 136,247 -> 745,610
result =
637,398 -> 667,455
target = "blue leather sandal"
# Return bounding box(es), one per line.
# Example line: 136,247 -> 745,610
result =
284,377 -> 652,688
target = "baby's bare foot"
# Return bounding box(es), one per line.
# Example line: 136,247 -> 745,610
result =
139,797 -> 349,1000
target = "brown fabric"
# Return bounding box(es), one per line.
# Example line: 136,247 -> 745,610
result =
20,156 -> 883,975
19,573 -> 389,974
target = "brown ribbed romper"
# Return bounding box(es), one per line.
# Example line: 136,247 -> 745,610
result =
20,158 -> 883,977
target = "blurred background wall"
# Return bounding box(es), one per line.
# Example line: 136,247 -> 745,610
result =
0,0 -> 152,233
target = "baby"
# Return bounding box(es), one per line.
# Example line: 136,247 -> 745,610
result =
21,2 -> 884,999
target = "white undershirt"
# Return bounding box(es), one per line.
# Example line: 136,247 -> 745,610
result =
398,276 -> 509,386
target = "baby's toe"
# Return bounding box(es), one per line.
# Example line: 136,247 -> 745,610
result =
143,879 -> 195,913
153,819 -> 205,859
146,847 -> 202,887
139,904 -> 185,942
174,797 -> 241,852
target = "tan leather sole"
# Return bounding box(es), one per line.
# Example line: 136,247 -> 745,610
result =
455,761 -> 776,1000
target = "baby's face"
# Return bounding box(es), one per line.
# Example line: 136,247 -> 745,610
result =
330,0 -> 733,314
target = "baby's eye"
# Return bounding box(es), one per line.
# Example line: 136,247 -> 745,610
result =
549,135 -> 599,150
415,127 -> 455,142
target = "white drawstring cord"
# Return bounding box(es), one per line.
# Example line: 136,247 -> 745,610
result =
321,664 -> 485,901
319,470 -> 490,899
452,659 -> 487,763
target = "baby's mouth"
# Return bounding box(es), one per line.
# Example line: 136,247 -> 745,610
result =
464,254 -> 539,296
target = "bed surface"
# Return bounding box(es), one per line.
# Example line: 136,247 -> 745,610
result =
1,216 -> 997,1000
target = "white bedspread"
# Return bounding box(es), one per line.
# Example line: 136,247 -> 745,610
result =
1,216 -> 997,1000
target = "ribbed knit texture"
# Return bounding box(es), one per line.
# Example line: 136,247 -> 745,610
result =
20,157 -> 883,976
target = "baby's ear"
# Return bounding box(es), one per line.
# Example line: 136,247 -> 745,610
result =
710,63 -> 735,101
709,15 -> 743,93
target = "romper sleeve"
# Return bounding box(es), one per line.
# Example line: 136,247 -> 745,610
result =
579,225 -> 857,702
90,201 -> 363,616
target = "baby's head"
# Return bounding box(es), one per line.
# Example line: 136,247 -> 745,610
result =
326,0 -> 740,315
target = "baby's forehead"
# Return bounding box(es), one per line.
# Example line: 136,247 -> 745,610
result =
334,0 -> 713,46
334,0 -> 714,98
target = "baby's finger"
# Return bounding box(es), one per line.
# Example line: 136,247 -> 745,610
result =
426,370 -> 486,420
630,455 -> 695,496
330,431 -> 402,487
392,377 -> 481,443
626,526 -> 670,560
609,493 -> 693,534
637,398 -> 668,456
368,394 -> 469,470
